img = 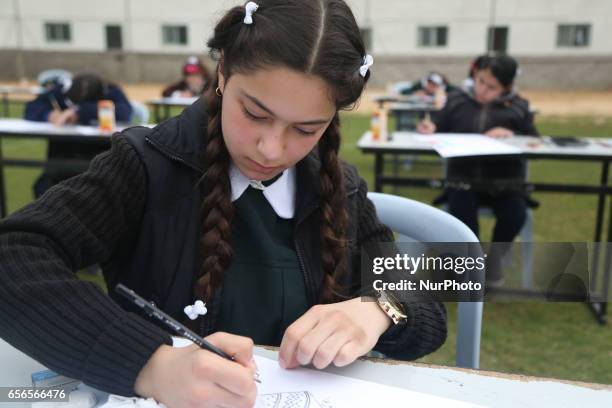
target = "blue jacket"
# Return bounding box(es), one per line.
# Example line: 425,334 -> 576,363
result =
25,84 -> 133,125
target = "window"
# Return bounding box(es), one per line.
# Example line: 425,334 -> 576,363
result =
557,24 -> 590,47
487,26 -> 509,53
45,22 -> 71,42
418,26 -> 448,47
360,27 -> 372,51
162,25 -> 188,45
105,25 -> 123,50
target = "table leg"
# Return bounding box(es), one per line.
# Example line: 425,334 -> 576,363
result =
599,180 -> 612,324
392,154 -> 399,194
2,93 -> 9,118
590,162 -> 608,293
0,136 -> 6,218
374,153 -> 383,192
588,161 -> 610,325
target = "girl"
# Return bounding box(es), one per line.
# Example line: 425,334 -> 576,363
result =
0,1 -> 446,407
417,54 -> 539,284
25,73 -> 133,197
162,56 -> 211,98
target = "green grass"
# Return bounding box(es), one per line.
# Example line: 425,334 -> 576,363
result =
2,103 -> 611,384
342,112 -> 612,385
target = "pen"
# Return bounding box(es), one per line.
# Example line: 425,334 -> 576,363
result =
48,94 -> 62,111
115,284 -> 261,383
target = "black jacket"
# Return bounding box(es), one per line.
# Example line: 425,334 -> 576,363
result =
0,100 -> 446,396
433,88 -> 539,187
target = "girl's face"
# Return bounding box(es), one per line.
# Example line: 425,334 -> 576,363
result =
218,67 -> 336,181
473,68 -> 507,104
185,74 -> 204,92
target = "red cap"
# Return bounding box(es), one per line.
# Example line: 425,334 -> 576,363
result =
183,63 -> 202,75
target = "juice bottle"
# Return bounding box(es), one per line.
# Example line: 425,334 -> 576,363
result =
98,100 -> 115,131
371,109 -> 381,141
379,107 -> 389,141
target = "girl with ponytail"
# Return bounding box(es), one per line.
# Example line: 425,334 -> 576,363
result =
0,1 -> 446,407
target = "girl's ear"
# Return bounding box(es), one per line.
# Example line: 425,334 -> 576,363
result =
217,68 -> 225,92
217,57 -> 226,92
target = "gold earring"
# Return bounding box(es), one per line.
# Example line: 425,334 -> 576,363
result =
215,86 -> 222,97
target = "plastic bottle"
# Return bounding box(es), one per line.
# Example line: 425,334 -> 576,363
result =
371,109 -> 381,141
379,106 -> 389,141
98,100 -> 115,132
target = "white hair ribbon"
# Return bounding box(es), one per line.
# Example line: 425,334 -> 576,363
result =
184,300 -> 207,320
359,54 -> 374,78
244,2 -> 259,24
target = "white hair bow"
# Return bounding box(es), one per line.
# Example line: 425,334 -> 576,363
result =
184,300 -> 207,320
359,54 -> 374,78
244,1 -> 259,24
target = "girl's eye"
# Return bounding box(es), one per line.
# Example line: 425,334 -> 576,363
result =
243,108 -> 266,121
295,127 -> 316,136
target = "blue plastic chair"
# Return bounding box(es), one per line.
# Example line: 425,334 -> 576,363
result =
367,192 -> 483,369
130,101 -> 151,125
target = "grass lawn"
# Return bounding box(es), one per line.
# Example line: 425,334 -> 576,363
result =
2,102 -> 611,384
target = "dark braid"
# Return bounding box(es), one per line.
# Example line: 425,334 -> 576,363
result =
195,82 -> 234,301
196,0 -> 371,305
318,114 -> 349,303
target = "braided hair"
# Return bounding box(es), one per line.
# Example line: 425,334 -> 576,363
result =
196,0 -> 371,305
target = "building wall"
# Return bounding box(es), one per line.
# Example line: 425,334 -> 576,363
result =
1,0 -> 611,88
346,0 -> 612,56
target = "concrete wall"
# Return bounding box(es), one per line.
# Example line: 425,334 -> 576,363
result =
0,50 -> 214,82
1,0 -> 611,89
347,0 -> 612,56
2,50 -> 611,90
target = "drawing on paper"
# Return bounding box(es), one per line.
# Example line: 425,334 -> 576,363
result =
255,391 -> 329,408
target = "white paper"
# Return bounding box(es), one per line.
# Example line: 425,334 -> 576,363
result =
254,355 -> 481,408
414,134 -> 521,158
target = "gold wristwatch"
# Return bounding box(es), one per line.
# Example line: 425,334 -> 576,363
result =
376,290 -> 407,325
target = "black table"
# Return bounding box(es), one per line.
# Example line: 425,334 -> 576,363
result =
358,131 -> 612,324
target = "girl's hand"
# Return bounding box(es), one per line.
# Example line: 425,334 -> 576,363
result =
49,108 -> 78,126
134,332 -> 257,408
416,120 -> 436,134
278,298 -> 392,370
485,127 -> 514,139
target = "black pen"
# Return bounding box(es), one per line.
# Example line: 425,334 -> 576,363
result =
48,94 -> 62,111
115,284 -> 261,383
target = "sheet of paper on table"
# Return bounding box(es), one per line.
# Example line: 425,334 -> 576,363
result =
414,133 -> 521,158
254,355 -> 482,408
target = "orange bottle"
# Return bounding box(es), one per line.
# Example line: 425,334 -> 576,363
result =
98,100 -> 115,131
371,109 -> 381,141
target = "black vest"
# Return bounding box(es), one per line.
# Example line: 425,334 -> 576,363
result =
105,99 -> 362,336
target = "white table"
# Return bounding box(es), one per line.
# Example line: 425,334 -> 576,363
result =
1,339 -> 611,408
0,119 -> 150,218
358,131 -> 612,324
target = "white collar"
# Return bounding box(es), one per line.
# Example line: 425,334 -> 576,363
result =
229,162 -> 296,219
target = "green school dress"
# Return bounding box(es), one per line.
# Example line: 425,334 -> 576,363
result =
217,174 -> 309,346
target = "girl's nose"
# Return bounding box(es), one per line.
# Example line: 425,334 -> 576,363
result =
257,126 -> 285,163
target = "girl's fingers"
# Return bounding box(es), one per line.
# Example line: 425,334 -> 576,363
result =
199,380 -> 257,408
278,306 -> 321,368
332,341 -> 362,367
311,329 -> 352,369
294,311 -> 344,366
205,332 -> 255,367
192,351 -> 257,398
